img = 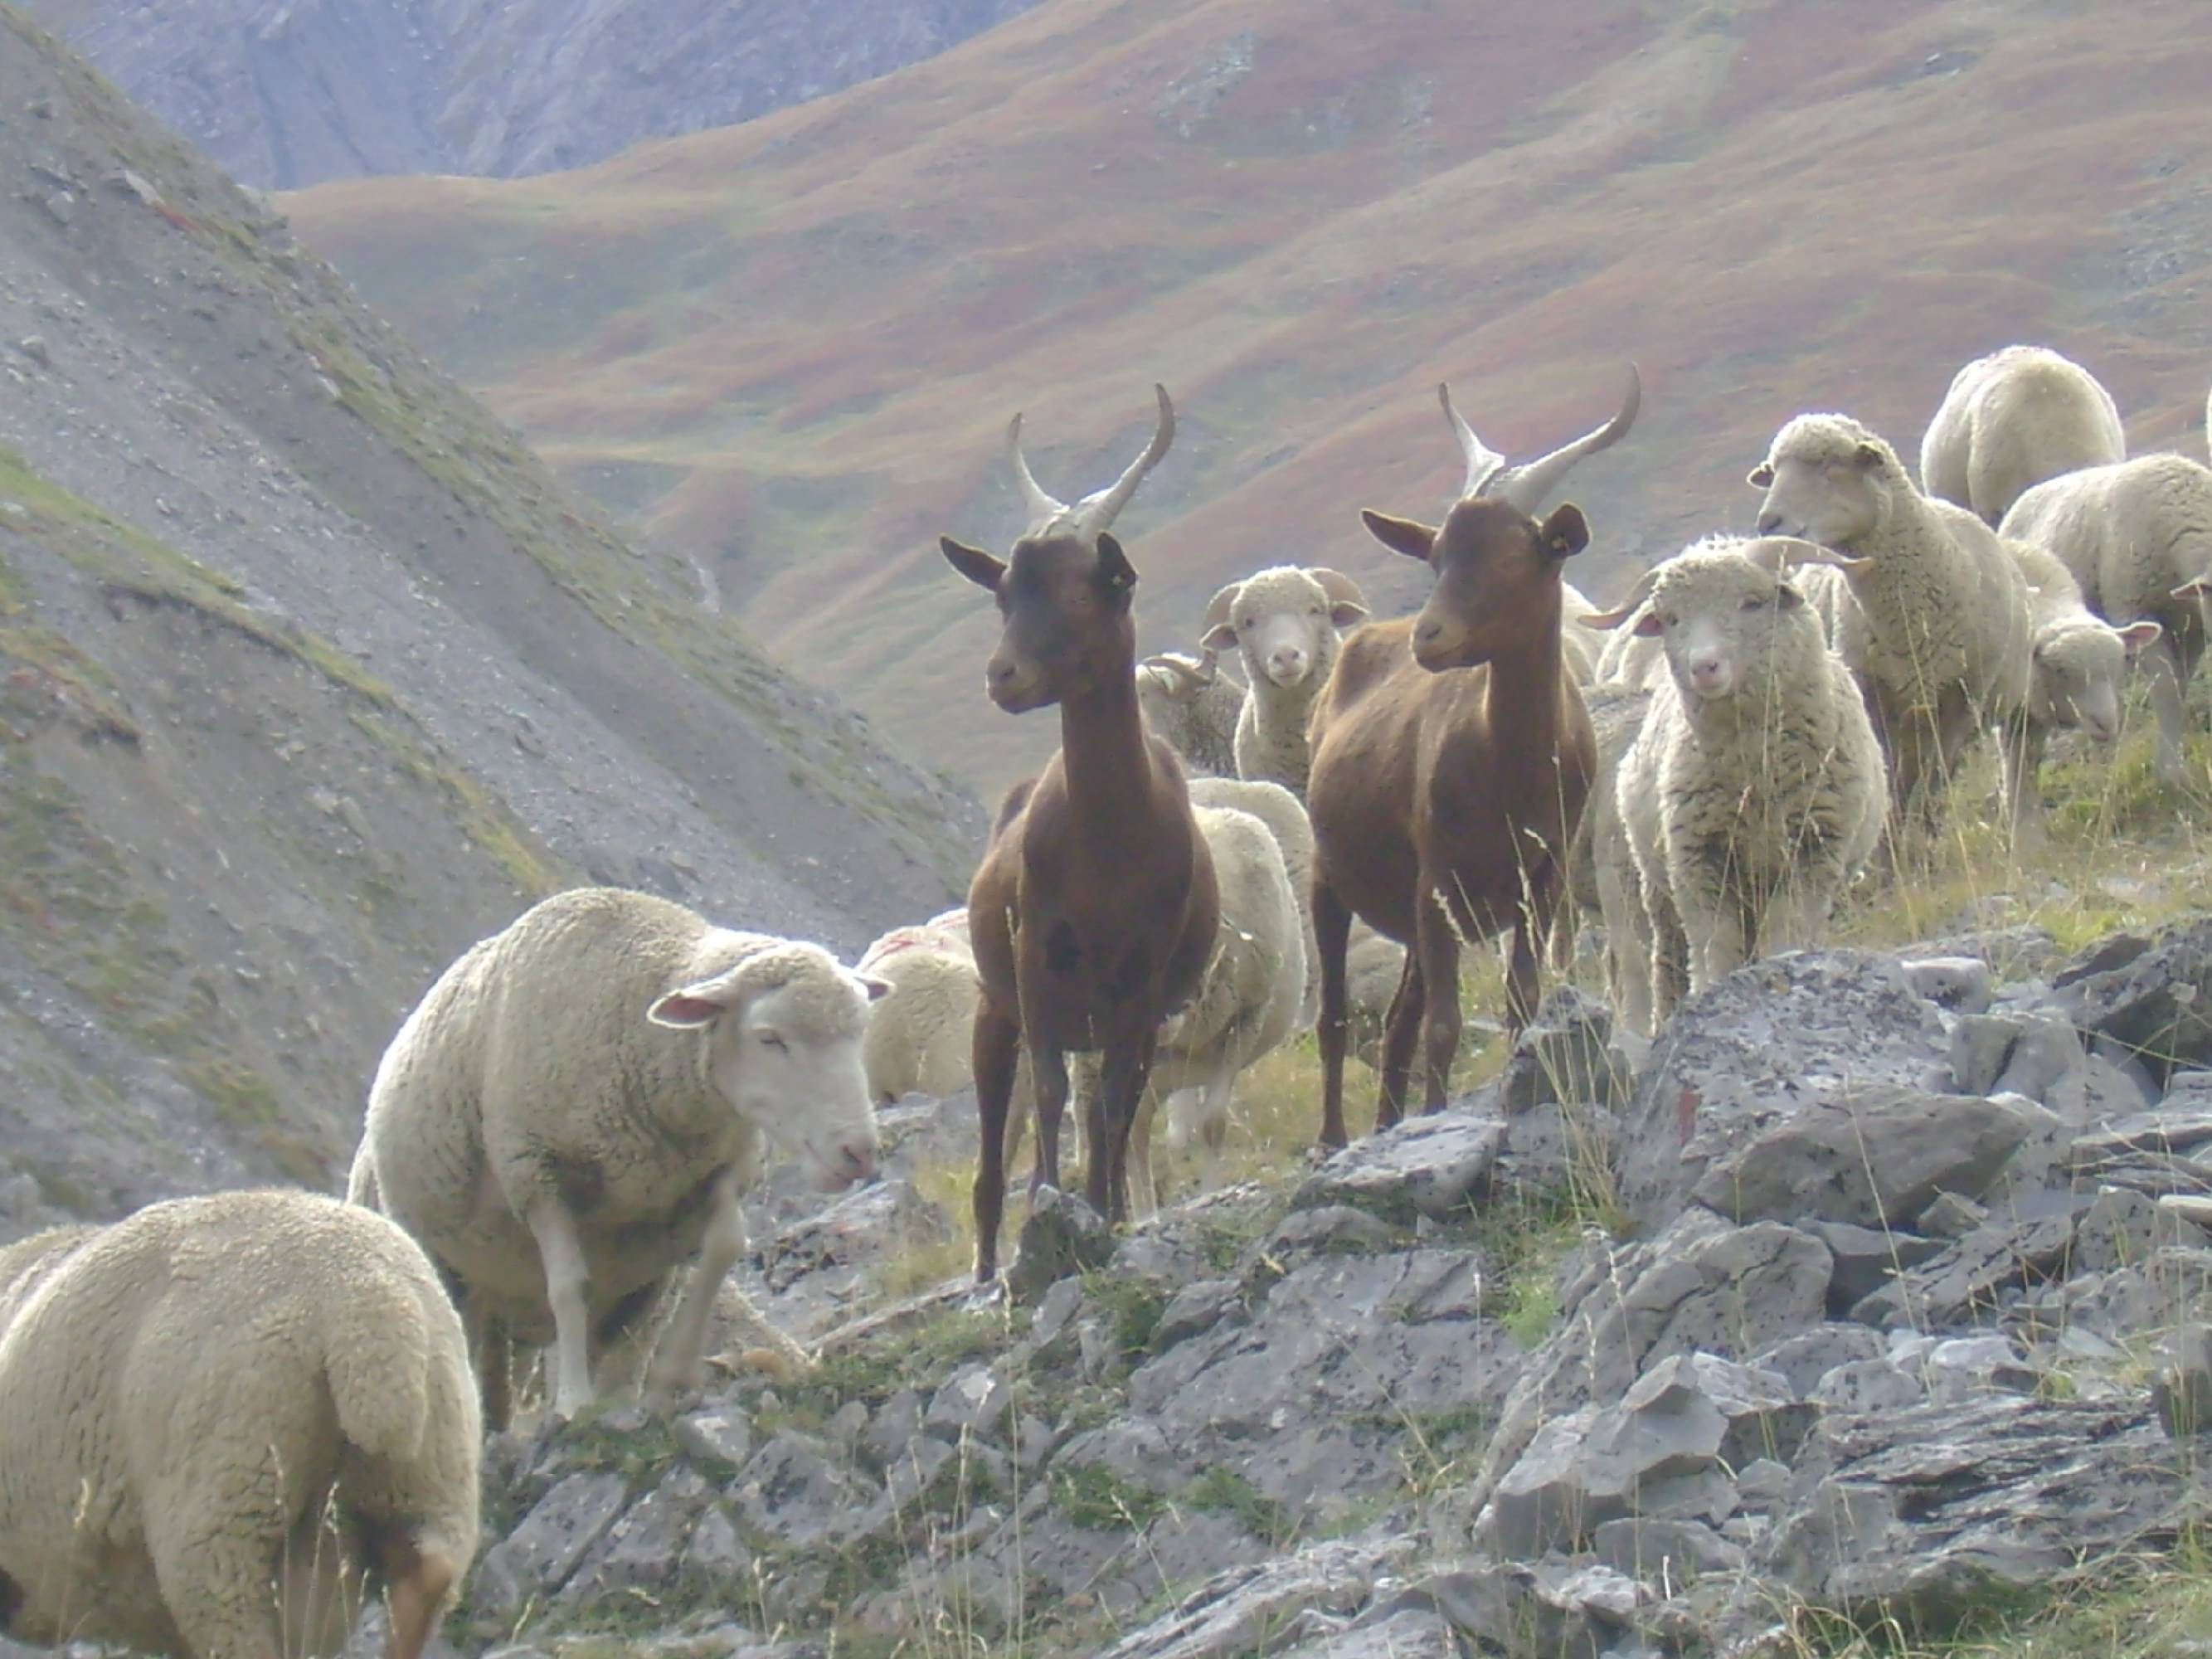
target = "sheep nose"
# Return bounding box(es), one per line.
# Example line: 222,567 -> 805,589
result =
1755,512 -> 1783,535
1689,654 -> 1728,688
839,1141 -> 879,1185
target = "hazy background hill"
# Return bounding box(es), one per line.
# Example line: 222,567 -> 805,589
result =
26,0 -> 1048,185
0,3 -> 978,1238
267,0 -> 2212,792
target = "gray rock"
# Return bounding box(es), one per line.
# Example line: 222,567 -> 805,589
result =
1291,1113 -> 1506,1223
2153,1321 -> 2212,1438
1763,1397 -> 2187,1624
863,1389 -> 925,1465
1905,956 -> 1991,1014
1735,1457 -> 1791,1508
1806,1219 -> 1946,1311
673,1404 -> 754,1472
1006,1186 -> 1116,1301
1096,1537 -> 1418,1659
735,1432 -> 861,1548
1495,1099 -> 1621,1204
679,1504 -> 751,1591
925,1362 -> 1013,1443
1498,986 -> 1631,1112
1949,1009 -> 2083,1107
2055,917 -> 2212,1089
1154,1277 -> 1246,1348
1917,1191 -> 1987,1238
469,1470 -> 630,1614
1921,1335 -> 2038,1402
1690,1086 -> 2044,1231
1621,951 -> 1952,1228
562,1467 -> 710,1599
1262,1204 -> 1407,1257
1593,1515 -> 1746,1586
1807,1358 -> 1924,1413
1273,1607 -> 1465,1658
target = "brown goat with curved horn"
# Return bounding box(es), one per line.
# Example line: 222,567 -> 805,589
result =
941,385 -> 1218,1284
1007,382 -> 1178,542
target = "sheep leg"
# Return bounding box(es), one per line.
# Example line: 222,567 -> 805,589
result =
2146,636 -> 2192,784
971,1005 -> 1021,1285
377,1532 -> 463,1659
1313,878 -> 1355,1150
1414,889 -> 1464,1117
1377,952 -> 1422,1131
646,1165 -> 746,1399
462,1291 -> 513,1433
1757,877 -> 1835,958
1643,876 -> 1691,1028
525,1192 -> 596,1419
146,1502 -> 289,1659
1677,859 -> 1745,997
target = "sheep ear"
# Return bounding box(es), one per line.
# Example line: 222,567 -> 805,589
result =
1360,509 -> 1437,562
649,990 -> 730,1029
1776,580 -> 1805,611
1747,462 -> 1775,489
1631,610 -> 1664,638
1539,503 -> 1590,560
2121,620 -> 2165,652
1310,567 -> 1370,626
1200,620 -> 1239,651
858,974 -> 893,1003
941,537 -> 1005,592
1852,442 -> 1885,471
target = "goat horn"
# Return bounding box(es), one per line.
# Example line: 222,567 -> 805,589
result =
1494,364 -> 1642,514
1438,381 -> 1508,501
1073,383 -> 1176,538
1005,411 -> 1070,531
1577,562 -> 1664,630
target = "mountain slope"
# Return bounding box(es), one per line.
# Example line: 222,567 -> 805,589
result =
0,5 -> 977,1238
25,0 -> 1048,186
284,0 -> 2212,793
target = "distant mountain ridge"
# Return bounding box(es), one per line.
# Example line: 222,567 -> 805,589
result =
24,0 -> 1047,185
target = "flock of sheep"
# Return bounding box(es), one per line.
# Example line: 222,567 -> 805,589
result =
2,349 -> 2210,1659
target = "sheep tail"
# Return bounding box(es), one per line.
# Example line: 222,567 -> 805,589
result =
321,1260 -> 435,1464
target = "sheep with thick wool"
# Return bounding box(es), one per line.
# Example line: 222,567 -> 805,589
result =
348,885 -> 885,1427
1189,773 -> 1318,1028
2001,535 -> 2162,842
2000,453 -> 2212,783
1920,345 -> 2127,526
1135,648 -> 1245,778
858,908 -> 980,1105
1751,413 -> 2034,832
0,1188 -> 479,1659
1585,538 -> 1886,1035
1200,564 -> 1369,794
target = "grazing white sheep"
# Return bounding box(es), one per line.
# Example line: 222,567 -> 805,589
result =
0,1189 -> 479,1659
1751,413 -> 2034,834
858,911 -> 980,1104
2000,453 -> 2212,783
1583,538 -> 1886,1034
1920,345 -> 2126,525
349,886 -> 886,1425
1188,773 -> 1318,1028
2001,535 -> 2162,844
1201,564 -> 1370,793
1135,647 -> 1246,777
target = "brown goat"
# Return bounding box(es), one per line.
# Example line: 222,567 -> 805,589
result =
940,387 -> 1220,1284
1305,372 -> 1636,1147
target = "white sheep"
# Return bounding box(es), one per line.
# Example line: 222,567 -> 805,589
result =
1751,413 -> 2034,834
858,910 -> 980,1104
348,885 -> 886,1425
1187,773 -> 1319,1028
1135,647 -> 1246,778
1558,578 -> 1605,685
2000,452 -> 2212,783
1582,538 -> 1886,1034
1200,564 -> 1370,794
1919,345 -> 2126,525
1555,676 -> 1656,1018
2001,535 -> 2162,843
0,1189 -> 479,1659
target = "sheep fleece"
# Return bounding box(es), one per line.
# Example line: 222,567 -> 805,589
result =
0,1188 -> 479,1657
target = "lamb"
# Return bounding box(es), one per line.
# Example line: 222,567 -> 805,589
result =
1581,538 -> 1886,1034
1919,345 -> 2127,525
348,885 -> 885,1424
1751,413 -> 2035,835
1200,565 -> 1371,794
2001,535 -> 2161,843
1999,453 -> 2212,783
0,1188 -> 479,1659
1135,647 -> 1246,777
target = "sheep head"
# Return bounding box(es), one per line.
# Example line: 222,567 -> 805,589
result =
1750,414 -> 1905,554
1200,566 -> 1369,688
1361,496 -> 1590,672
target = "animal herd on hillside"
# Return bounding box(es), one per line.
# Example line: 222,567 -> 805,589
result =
1,348 -> 2210,1658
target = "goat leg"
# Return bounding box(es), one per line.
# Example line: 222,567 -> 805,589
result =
1313,879 -> 1354,1150
1378,951 -> 1422,1132
1416,890 -> 1466,1112
970,1005 -> 1021,1285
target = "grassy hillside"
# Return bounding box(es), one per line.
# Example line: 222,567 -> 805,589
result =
284,0 -> 2212,791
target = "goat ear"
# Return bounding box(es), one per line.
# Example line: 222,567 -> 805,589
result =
1095,533 -> 1139,599
2120,620 -> 2165,653
1539,504 -> 1590,560
1359,509 -> 1437,562
1747,462 -> 1776,489
941,536 -> 1006,592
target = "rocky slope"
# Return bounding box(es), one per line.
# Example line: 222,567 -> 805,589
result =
281,0 -> 2212,793
0,5 -> 977,1238
23,0 -> 1048,186
449,918 -> 2212,1657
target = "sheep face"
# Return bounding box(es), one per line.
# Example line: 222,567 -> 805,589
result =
1633,554 -> 1811,703
1750,418 -> 1898,551
650,961 -> 888,1191
2034,619 -> 2160,741
1361,497 -> 1590,671
941,530 -> 1137,713
1202,567 -> 1368,690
